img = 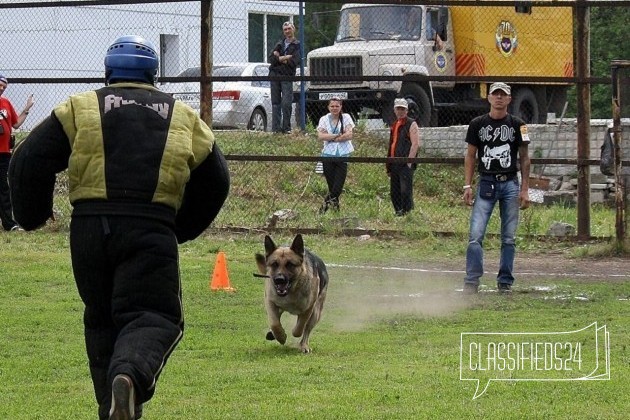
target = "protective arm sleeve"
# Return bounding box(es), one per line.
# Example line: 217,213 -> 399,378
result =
175,143 -> 230,244
8,113 -> 71,230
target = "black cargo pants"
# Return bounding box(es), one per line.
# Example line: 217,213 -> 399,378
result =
70,215 -> 183,419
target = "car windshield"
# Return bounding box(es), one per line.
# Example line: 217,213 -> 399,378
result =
176,66 -> 247,78
177,67 -> 201,78
213,66 -> 247,77
337,5 -> 423,41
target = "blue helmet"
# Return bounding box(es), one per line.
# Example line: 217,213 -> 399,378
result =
104,35 -> 158,85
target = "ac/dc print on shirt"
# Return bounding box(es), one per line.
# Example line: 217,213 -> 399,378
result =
465,113 -> 530,174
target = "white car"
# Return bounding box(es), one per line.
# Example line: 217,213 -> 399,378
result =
163,62 -> 272,131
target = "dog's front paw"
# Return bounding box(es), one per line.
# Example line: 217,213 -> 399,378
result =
268,328 -> 287,344
299,344 -> 312,354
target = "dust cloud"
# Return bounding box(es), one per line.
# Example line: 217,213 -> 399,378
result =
323,265 -> 472,332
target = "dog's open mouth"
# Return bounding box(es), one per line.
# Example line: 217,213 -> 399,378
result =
273,278 -> 291,296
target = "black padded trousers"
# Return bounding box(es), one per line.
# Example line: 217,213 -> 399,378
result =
70,215 -> 183,419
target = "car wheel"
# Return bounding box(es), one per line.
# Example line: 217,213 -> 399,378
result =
248,108 -> 267,131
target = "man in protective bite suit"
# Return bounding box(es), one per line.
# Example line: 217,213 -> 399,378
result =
9,35 -> 230,419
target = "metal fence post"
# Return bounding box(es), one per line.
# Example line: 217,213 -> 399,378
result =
575,0 -> 591,239
200,0 -> 213,127
611,60 -> 630,245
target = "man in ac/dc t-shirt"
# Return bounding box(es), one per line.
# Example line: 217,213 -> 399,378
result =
462,82 -> 531,295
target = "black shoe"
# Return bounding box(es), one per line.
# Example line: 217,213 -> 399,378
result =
463,283 -> 479,295
109,374 -> 135,420
497,283 -> 512,294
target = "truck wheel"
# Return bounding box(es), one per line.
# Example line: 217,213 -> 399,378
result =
548,87 -> 568,116
511,88 -> 539,124
401,84 -> 431,127
382,105 -> 396,126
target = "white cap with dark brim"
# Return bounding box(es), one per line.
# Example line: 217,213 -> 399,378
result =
394,98 -> 408,109
489,82 -> 511,95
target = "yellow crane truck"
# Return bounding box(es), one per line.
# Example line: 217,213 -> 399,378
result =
301,3 -> 573,126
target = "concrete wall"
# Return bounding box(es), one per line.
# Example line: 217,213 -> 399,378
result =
418,119 -> 630,177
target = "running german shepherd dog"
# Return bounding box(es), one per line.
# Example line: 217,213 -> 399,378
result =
255,234 -> 329,353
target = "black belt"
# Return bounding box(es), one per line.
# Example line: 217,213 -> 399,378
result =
481,173 -> 517,182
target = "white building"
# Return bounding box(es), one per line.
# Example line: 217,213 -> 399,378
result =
0,0 -> 300,128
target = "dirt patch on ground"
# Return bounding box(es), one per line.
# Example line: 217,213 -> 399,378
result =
433,251 -> 630,281
518,254 -> 629,278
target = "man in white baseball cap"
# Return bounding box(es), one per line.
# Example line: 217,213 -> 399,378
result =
462,81 -> 531,295
393,98 -> 408,109
488,81 -> 511,95
386,97 -> 420,216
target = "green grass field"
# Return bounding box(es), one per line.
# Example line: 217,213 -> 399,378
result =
1,231 -> 628,419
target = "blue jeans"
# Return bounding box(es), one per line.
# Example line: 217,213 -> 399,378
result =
465,177 -> 520,286
271,80 -> 293,133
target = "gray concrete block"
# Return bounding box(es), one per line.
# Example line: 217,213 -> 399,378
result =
590,190 -> 606,203
547,221 -> 576,236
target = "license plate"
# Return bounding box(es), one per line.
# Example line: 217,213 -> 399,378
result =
319,92 -> 348,100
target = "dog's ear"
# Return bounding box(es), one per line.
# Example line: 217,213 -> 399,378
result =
255,253 -> 267,274
264,235 -> 277,257
290,234 -> 305,257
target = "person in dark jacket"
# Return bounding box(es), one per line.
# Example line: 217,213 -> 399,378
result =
387,98 -> 420,216
9,35 -> 230,420
268,21 -> 301,134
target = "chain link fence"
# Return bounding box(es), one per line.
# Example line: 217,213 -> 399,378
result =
3,0 -> 628,239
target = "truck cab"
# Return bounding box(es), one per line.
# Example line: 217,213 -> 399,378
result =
300,3 -> 572,127
303,4 -> 448,126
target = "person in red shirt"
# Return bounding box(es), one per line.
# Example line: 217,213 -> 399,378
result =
0,74 -> 33,231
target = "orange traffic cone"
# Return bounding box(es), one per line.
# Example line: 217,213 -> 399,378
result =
210,251 -> 235,292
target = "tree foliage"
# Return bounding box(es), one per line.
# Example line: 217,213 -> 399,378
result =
302,2 -> 343,55
589,6 -> 630,118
